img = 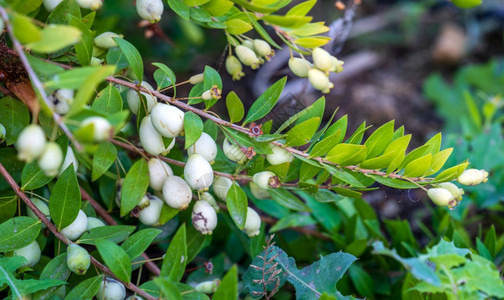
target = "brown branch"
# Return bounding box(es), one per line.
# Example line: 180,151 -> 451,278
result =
0,162 -> 156,300
80,187 -> 161,276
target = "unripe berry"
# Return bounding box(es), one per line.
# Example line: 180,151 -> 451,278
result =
201,192 -> 219,212
150,103 -> 185,138
184,154 -> 214,192
266,145 -> 293,165
187,132 -> 217,163
250,182 -> 270,199
202,90 -> 212,101
192,200 -> 218,235
15,124 -> 46,163
223,138 -> 246,164
59,146 -> 79,176
43,0 -> 63,12
162,176 -> 192,210
235,45 -> 260,69
61,210 -> 88,241
243,207 -> 261,237
81,117 -> 112,142
437,182 -> 464,201
242,40 -> 254,50
308,68 -> 330,93
97,277 -> 126,300
195,279 -> 220,294
288,57 -> 311,78
138,195 -> 163,226
38,142 -> 63,177
252,171 -> 280,190
189,73 -> 204,85
312,47 -> 332,72
136,0 -> 164,23
126,81 -> 157,114
457,169 -> 489,186
27,198 -> 50,221
427,188 -> 455,207
139,116 -> 174,155
14,241 -> 41,267
148,158 -> 173,191
212,176 -> 233,202
330,56 -> 344,73
91,57 -> 104,66
87,217 -> 106,230
76,0 -> 102,10
0,123 -> 5,143
93,45 -> 105,57
49,89 -> 74,115
66,244 -> 90,275
253,39 -> 274,60
226,56 -> 245,81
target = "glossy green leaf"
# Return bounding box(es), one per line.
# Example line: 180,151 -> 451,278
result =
21,161 -> 54,190
364,120 -> 394,159
92,84 -> 123,114
203,66 -> 222,90
368,175 -> 419,189
36,253 -> 70,299
225,19 -> 253,35
10,0 -> 42,14
0,97 -> 30,145
326,115 -> 347,141
113,38 -> 143,81
64,275 -> 103,300
91,142 -> 117,181
47,0 -> 81,24
95,238 -> 132,283
213,265 -> 238,299
433,162 -> 469,182
262,15 -> 312,28
153,62 -> 176,95
425,133 -> 442,156
295,36 -> 331,48
226,92 -> 244,124
359,151 -> 396,170
398,144 -> 429,170
120,159 -> 149,216
323,165 -> 365,188
27,25 -> 81,53
68,15 -> 93,66
161,223 -> 187,282
290,22 -> 329,36
204,0 -> 234,17
186,226 -> 211,263
226,183 -> 248,229
78,225 -> 135,245
404,154 -> 432,177
425,148 -> 453,176
49,165 -> 81,230
121,228 -> 162,260
326,144 -> 367,166
244,77 -> 286,125
285,117 -> 319,147
346,121 -> 369,144
167,0 -> 190,20
275,97 -> 324,134
309,129 -> 341,158
0,193 -> 17,224
153,278 -> 182,300
0,216 -> 41,252
184,111 -> 203,149
269,188 -> 311,212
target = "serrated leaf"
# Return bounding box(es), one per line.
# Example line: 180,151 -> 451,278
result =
244,77 -> 286,125
269,188 -> 312,212
404,154 -> 432,177
285,117 -> 319,147
92,142 -> 117,181
64,275 -> 103,300
50,165 -> 81,230
114,38 -> 143,81
226,92 -> 244,124
161,224 -> 187,282
326,144 -> 367,166
120,159 -> 149,217
0,216 -> 41,252
226,183 -> 248,229
364,120 -> 394,159
121,228 -> 162,260
184,111 -> 203,149
213,265 -> 238,299
95,238 -> 131,283
78,225 -> 135,245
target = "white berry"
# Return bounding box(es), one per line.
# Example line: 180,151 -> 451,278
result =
97,277 -> 126,300
250,182 -> 270,199
59,146 -> 79,176
136,0 -> 164,23
192,200 -> 218,235
222,138 -> 246,164
148,158 -> 173,191
49,89 -> 74,115
66,244 -> 91,275
14,241 -> 41,267
87,217 -> 106,230
184,154 -> 214,192
162,176 -> 192,210
76,0 -> 102,10
212,176 -> 233,202
61,210 -> 88,241
81,117 -> 112,142
38,142 -> 63,177
243,207 -> 261,237
43,0 -> 63,11
266,145 -> 293,165
150,103 -> 185,138
139,116 -> 174,155
187,132 -> 217,163
138,195 -> 163,226
15,124 -> 46,163
126,81 -> 157,114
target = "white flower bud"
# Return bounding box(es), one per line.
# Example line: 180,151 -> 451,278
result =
288,57 -> 311,78
222,138 -> 246,164
81,117 -> 112,142
38,142 -> 63,177
15,125 -> 46,163
136,0 -> 164,23
59,146 -> 78,176
126,81 -> 157,114
150,103 -> 185,138
43,0 -> 63,12
162,176 -> 192,210
0,123 -> 5,143
308,68 -> 330,92
97,277 -> 126,300
14,241 -> 41,267
27,198 -> 50,220
243,207 -> 261,237
252,171 -> 279,190
184,154 -> 214,192
192,200 -> 217,235
148,158 -> 173,191
49,89 -> 74,115
212,176 -> 233,202
427,188 -> 455,207
139,116 -> 173,155
201,192 -> 219,212
138,195 -> 163,226
66,244 -> 90,275
194,279 -> 220,294
226,56 -> 245,81
189,73 -> 204,85
235,45 -> 260,69
457,169 -> 489,186
266,145 -> 293,165
437,182 -> 464,201
312,47 -> 332,72
77,0 -> 102,10
253,39 -> 274,60
187,132 -> 217,163
250,182 -> 270,199
87,217 -> 106,230
61,210 -> 88,241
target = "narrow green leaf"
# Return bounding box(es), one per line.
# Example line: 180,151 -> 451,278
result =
92,142 -> 117,181
184,111 -> 203,149
113,38 -> 143,81
404,154 -> 432,177
247,14 -> 281,49
78,225 -> 135,245
309,129 -> 341,158
286,0 -> 316,16
426,148 -> 453,176
225,19 -> 253,35
433,162 -> 469,183
226,183 -> 248,229
275,97 -> 325,134
161,224 -> 187,282
226,92 -> 244,124
121,228 -> 162,260
326,115 -> 347,142
68,15 -> 92,66
50,165 -> 81,230
27,25 -> 81,53
364,120 -> 394,159
269,189 -> 312,212
92,85 -> 123,114
95,238 -> 132,283
213,265 -> 238,299
284,117 -> 319,147
0,97 -> 30,145
120,159 -> 149,217
323,165 -> 365,188
326,144 -> 367,166
0,193 -> 17,223
11,13 -> 41,44
368,175 -> 419,189
0,217 -> 41,252
398,144 -> 430,170
64,275 -> 103,300
243,77 -> 286,125
21,161 -> 54,190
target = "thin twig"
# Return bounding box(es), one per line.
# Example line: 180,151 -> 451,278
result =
0,162 -> 156,300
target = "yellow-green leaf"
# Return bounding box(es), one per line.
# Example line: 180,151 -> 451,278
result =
404,154 -> 432,177
295,36 -> 331,48
426,148 -> 453,176
326,144 -> 367,166
27,25 -> 81,53
225,19 -> 253,35
285,117 -> 320,147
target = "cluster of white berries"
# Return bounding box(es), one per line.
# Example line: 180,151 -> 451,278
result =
226,39 -> 275,80
427,168 -> 488,209
43,0 -> 102,12
289,47 -> 344,93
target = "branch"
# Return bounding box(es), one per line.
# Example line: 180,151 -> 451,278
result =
80,187 -> 161,276
0,162 -> 156,300
0,6 -> 82,152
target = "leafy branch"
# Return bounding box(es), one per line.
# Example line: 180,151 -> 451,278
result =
249,234 -> 282,299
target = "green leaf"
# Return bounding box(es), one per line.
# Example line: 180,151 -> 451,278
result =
309,130 -> 341,158
47,0 -> 81,24
326,144 -> 367,166
326,115 -> 347,142
284,117 -> 319,147
225,19 -> 253,35
0,96 -> 30,145
323,165 -> 365,188
27,25 -> 81,53
433,162 -> 469,182
0,149 -> 23,192
50,165 -> 81,230
226,92 -> 244,124
21,161 -> 54,190
262,15 -> 312,28
275,97 -> 325,134
226,183 -> 248,229
452,0 -> 481,8
120,159 -> 149,217
404,154 -> 432,177
92,85 -> 123,114
0,216 -> 41,252
425,148 -> 453,176
0,192 -> 17,223
78,225 -> 135,245
167,0 -> 190,20
153,62 -> 177,95
92,142 -> 117,181
204,0 -> 234,17
213,265 -> 238,299
184,111 -> 203,149
121,228 -> 162,260
367,175 -> 419,189
270,214 -> 316,233
346,121 -> 369,144
364,120 -> 394,159
186,225 -> 211,263
113,38 -> 143,81
397,144 -> 429,170
68,15 -> 93,66
348,265 -> 374,298
35,253 -> 71,299
359,151 -> 396,170
153,278 -> 183,300
243,77 -> 286,125
64,275 -> 103,300
286,0 -> 316,16
11,13 -> 42,44
95,238 -> 132,283
161,224 -> 187,282
269,188 -> 312,212
10,0 -> 43,14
